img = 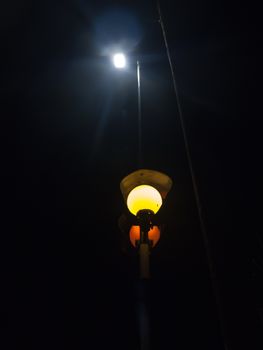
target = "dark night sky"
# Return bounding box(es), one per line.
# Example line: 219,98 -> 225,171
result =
2,1 -> 262,349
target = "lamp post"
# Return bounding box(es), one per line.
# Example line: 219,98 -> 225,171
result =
113,53 -> 142,166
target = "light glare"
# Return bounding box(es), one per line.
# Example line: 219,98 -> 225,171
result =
113,53 -> 126,68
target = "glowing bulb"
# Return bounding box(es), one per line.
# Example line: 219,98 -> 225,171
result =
129,225 -> 161,247
113,53 -> 126,68
127,185 -> 162,216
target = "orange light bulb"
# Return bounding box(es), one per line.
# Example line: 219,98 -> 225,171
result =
129,225 -> 161,247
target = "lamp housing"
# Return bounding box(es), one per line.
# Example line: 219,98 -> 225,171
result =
120,169 -> 172,216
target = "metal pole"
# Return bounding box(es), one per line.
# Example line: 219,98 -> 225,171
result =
136,278 -> 150,350
137,60 -> 142,167
138,238 -> 150,350
139,243 -> 150,279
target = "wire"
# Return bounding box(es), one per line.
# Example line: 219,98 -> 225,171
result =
156,1 -> 229,350
137,60 -> 143,167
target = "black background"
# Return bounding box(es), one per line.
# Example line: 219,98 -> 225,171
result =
2,1 -> 262,349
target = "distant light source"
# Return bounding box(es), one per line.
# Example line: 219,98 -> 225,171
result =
127,184 -> 162,216
113,53 -> 126,68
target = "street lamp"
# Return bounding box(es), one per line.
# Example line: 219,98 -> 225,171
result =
120,169 -> 172,278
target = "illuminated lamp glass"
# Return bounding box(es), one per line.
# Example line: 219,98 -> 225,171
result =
127,184 -> 162,216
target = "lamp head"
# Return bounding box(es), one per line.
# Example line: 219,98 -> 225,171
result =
113,53 -> 126,68
120,169 -> 173,216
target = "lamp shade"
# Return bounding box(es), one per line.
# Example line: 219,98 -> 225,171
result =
120,169 -> 172,216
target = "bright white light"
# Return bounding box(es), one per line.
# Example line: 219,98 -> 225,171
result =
113,53 -> 126,68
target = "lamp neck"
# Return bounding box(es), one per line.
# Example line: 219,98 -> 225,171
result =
136,210 -> 153,280
136,210 -> 154,245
